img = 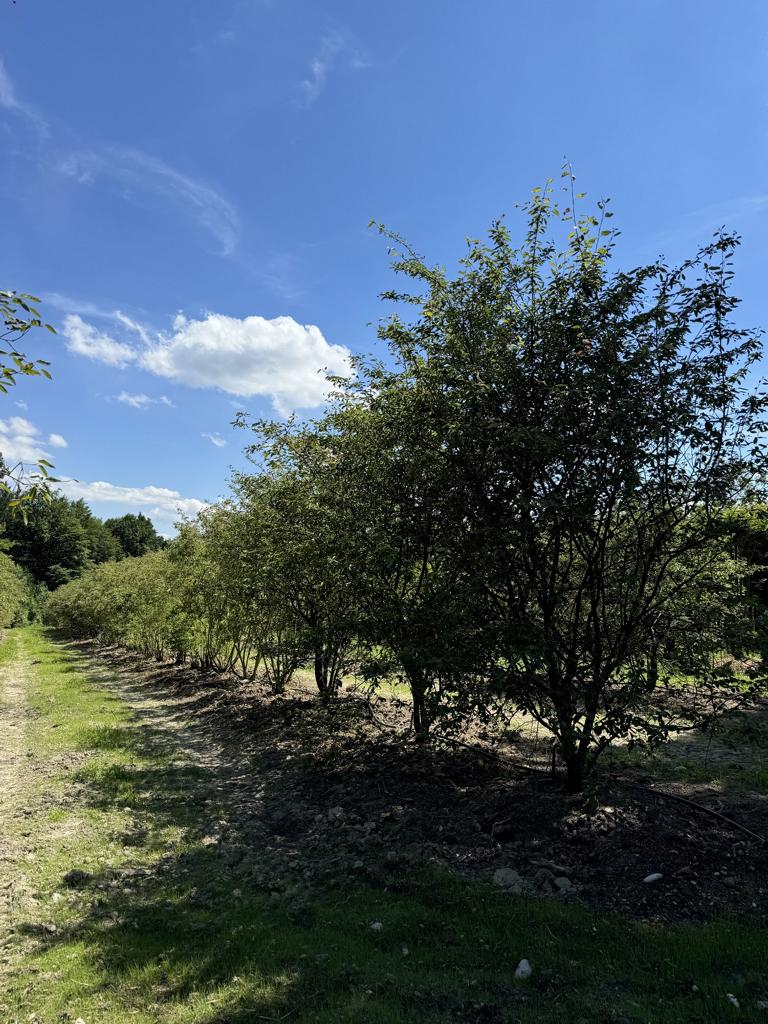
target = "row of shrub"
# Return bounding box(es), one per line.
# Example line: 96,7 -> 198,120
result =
0,550 -> 39,628
41,192 -> 768,791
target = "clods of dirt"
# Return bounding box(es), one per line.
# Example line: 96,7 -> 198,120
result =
69,639 -> 768,923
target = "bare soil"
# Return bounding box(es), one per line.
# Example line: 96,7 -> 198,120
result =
56,637 -> 768,925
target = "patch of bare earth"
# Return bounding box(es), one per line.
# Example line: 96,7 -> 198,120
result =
36,638 -> 768,923
0,645 -> 39,985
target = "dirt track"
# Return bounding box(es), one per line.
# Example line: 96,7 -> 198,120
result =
0,641 -> 31,942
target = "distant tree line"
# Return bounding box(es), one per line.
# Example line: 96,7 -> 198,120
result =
0,474 -> 166,588
44,181 -> 768,790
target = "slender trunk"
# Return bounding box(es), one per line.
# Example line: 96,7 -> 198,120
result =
564,753 -> 585,794
409,670 -> 430,739
314,644 -> 329,700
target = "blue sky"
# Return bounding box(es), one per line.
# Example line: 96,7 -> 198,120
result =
2,0 -> 768,532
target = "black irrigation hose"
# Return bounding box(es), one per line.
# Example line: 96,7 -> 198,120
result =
432,732 -> 553,776
624,782 -> 766,845
345,696 -> 767,846
438,733 -> 766,844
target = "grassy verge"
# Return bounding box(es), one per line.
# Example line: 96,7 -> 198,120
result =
1,626 -> 766,1023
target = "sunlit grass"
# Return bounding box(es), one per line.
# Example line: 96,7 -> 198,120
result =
2,625 -> 766,1023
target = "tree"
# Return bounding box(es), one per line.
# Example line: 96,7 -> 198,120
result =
347,179 -> 768,789
0,491 -> 128,587
71,500 -> 125,564
0,549 -> 36,626
720,503 -> 768,661
233,424 -> 358,700
1,492 -> 91,587
104,513 -> 165,558
315,389 -> 486,735
0,291 -> 56,505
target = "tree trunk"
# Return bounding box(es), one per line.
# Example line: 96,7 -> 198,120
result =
314,645 -> 329,701
563,752 -> 586,793
409,671 -> 430,739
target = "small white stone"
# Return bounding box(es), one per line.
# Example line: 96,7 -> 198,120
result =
493,868 -> 521,888
642,873 -> 663,884
369,920 -> 383,932
726,993 -> 740,1009
51,892 -> 63,903
514,958 -> 532,980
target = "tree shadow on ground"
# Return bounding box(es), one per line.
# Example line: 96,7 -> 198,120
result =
9,631 -> 768,1021
43,633 -> 768,916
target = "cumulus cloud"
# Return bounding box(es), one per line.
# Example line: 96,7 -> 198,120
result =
142,312 -> 351,414
58,147 -> 239,256
57,479 -> 207,521
202,432 -> 227,448
63,314 -> 137,367
0,411 -> 205,530
64,308 -> 352,416
0,416 -> 52,465
115,392 -> 174,409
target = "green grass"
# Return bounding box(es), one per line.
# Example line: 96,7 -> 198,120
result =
2,626 -> 767,1023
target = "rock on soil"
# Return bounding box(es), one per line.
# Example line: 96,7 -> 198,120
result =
514,958 -> 532,979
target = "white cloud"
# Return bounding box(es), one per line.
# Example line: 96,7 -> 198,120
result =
302,33 -> 346,104
15,400 -> 27,410
48,295 -> 158,351
64,308 -> 352,416
142,312 -> 351,414
300,32 -> 368,106
202,432 -> 227,448
58,147 -> 239,256
0,58 -> 19,109
63,314 -> 137,367
115,392 -> 174,410
57,479 -> 207,521
46,292 -> 122,320
114,311 -> 152,346
0,416 -> 52,465
0,56 -> 48,135
0,412 -> 204,531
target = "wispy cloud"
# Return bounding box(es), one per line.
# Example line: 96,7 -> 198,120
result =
62,314 -> 137,368
0,56 -> 240,258
58,148 -> 240,256
647,194 -> 768,253
47,294 -> 156,345
115,392 -> 174,410
300,32 -> 368,106
48,433 -> 68,448
0,57 -> 49,136
202,431 -> 227,448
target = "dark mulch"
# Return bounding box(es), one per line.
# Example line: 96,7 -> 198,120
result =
64,638 -> 768,923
